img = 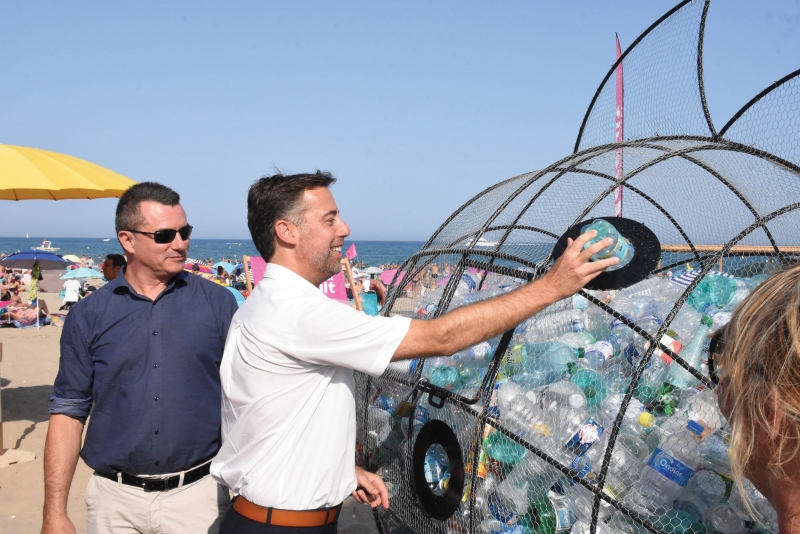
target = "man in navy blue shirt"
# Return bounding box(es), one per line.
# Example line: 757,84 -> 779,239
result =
43,182 -> 239,534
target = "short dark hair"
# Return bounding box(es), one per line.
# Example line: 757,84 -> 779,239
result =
105,254 -> 127,269
247,171 -> 336,261
115,182 -> 180,233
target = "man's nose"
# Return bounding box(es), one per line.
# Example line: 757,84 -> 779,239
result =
338,220 -> 351,238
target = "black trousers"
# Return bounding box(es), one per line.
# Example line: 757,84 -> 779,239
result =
219,506 -> 338,534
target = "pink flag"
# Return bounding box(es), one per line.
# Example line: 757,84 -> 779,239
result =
319,271 -> 348,302
379,269 -> 407,286
250,256 -> 267,286
614,33 -> 624,217
345,244 -> 357,260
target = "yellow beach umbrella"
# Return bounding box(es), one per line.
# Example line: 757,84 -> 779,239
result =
0,144 -> 136,200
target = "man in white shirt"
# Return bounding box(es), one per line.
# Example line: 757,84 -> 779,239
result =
62,278 -> 82,310
211,171 -> 617,534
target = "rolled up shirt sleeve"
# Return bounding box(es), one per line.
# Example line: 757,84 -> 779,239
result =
50,306 -> 94,423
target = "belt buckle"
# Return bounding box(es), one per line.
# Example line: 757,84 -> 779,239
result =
142,478 -> 167,492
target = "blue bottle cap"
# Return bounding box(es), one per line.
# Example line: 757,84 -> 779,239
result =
687,420 -> 705,435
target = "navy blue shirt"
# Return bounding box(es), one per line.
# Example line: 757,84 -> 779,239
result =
51,269 -> 239,475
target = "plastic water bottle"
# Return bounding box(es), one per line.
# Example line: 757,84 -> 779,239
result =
570,518 -> 610,534
692,421 -> 733,477
401,404 -> 429,438
496,383 -> 551,443
583,339 -> 616,369
428,365 -> 460,389
452,341 -> 494,368
581,219 -> 634,271
487,455 -> 556,525
599,393 -> 655,437
666,306 -> 700,341
618,276 -> 668,300
562,479 -> 613,523
530,381 -> 587,413
622,420 -> 704,514
423,444 -> 451,495
664,315 -> 713,390
687,274 -> 750,312
558,319 -> 597,351
484,429 -> 528,465
703,503 -> 746,534
524,495 -> 576,534
679,470 -> 727,515
545,406 -> 605,474
538,342 -> 581,381
569,367 -> 607,408
644,414 -> 691,453
680,388 -> 729,431
525,309 -> 589,345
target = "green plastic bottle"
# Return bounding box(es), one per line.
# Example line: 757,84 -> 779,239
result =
665,315 -> 713,390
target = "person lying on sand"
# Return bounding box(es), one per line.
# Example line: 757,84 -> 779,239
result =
2,300 -> 49,327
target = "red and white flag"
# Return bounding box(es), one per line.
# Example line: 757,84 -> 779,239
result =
345,244 -> 357,260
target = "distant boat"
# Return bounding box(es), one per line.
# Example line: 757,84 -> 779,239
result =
103,238 -> 111,242
26,233 -> 29,238
33,239 -> 60,252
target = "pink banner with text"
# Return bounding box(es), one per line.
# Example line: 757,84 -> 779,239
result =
319,271 -> 348,302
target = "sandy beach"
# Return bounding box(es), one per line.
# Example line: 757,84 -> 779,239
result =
0,292 -> 381,534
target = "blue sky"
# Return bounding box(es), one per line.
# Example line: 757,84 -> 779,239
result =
1,1 -> 798,240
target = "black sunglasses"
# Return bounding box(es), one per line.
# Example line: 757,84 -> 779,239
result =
128,224 -> 193,244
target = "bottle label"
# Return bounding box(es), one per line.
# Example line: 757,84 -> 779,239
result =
645,334 -> 683,364
565,418 -> 605,456
647,448 -> 695,487
569,454 -> 593,478
504,344 -> 525,366
373,396 -> 398,414
377,425 -> 401,456
488,491 -> 518,524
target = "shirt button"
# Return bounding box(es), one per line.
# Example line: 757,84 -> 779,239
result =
153,364 -> 158,368
155,461 -> 160,466
154,396 -> 159,401
154,430 -> 159,435
152,331 -> 157,336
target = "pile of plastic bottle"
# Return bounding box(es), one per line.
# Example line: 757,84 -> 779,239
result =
369,268 -> 779,534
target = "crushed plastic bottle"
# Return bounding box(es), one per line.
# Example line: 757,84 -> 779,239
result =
581,219 -> 634,271
622,420 -> 704,514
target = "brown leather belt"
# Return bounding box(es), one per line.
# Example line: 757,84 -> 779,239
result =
233,497 -> 341,527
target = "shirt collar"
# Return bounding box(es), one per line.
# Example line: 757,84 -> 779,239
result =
262,263 -> 322,295
112,265 -> 189,301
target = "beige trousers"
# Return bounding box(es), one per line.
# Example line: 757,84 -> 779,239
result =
85,472 -> 229,534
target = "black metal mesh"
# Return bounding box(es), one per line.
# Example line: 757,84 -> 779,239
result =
355,1 -> 796,533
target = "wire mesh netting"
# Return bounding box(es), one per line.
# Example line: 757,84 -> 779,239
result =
356,1 -> 798,533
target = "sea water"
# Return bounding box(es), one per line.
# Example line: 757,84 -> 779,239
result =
0,237 -> 425,267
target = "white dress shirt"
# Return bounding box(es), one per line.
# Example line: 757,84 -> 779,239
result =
211,263 -> 411,510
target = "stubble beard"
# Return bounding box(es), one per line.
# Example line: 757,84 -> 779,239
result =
309,247 -> 340,281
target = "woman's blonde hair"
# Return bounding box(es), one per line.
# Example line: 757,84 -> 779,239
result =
720,262 -> 800,491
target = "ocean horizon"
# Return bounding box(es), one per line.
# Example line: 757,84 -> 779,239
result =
0,237 -> 427,268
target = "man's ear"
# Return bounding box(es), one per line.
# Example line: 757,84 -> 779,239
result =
274,220 -> 299,247
118,231 -> 135,256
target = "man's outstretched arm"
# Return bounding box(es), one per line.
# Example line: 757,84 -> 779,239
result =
42,414 -> 83,534
393,231 -> 617,361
